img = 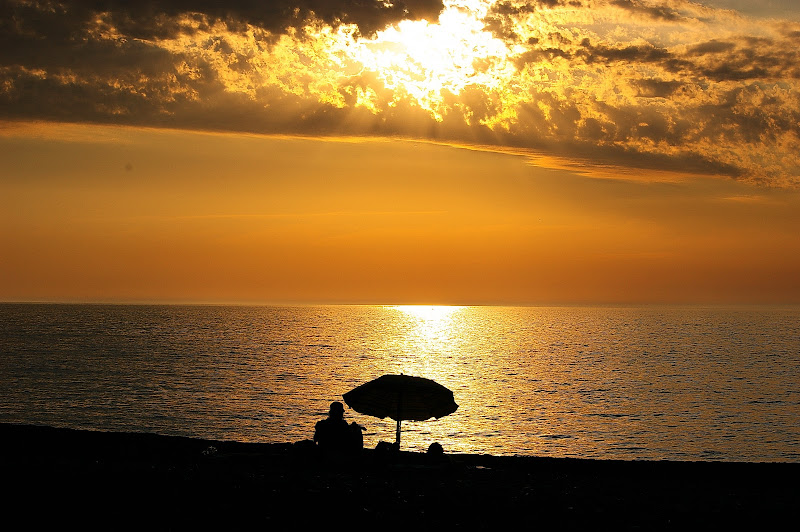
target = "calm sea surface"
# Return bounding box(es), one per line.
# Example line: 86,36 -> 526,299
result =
1,304 -> 799,462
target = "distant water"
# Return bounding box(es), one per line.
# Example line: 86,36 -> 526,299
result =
2,304 -> 799,462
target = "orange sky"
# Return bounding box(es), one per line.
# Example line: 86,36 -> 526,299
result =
2,123 -> 799,304
2,1 -> 800,304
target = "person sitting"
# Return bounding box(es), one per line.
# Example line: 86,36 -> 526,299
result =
314,401 -> 363,454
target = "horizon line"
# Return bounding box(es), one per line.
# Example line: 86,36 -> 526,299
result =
3,300 -> 799,309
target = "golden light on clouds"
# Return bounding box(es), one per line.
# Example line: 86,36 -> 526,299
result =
2,1 -> 800,184
127,0 -> 800,185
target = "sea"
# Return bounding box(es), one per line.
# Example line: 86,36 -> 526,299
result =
1,303 -> 799,462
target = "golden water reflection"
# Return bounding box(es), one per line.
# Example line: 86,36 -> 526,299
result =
388,305 -> 464,367
381,306 -> 467,382
6,305 -> 798,461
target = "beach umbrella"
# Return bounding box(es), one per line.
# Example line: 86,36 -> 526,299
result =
343,374 -> 458,447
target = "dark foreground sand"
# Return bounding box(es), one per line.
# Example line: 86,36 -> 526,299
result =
2,423 -> 797,530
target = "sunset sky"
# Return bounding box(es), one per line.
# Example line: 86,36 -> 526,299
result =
2,0 -> 800,304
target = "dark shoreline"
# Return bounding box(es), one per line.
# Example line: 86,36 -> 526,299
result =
3,423 -> 797,530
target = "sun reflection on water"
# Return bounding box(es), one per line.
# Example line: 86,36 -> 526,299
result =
390,304 -> 463,321
385,306 -> 466,367
373,305 -> 473,450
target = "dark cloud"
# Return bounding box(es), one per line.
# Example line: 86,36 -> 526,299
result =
580,41 -> 673,64
0,0 -> 445,77
688,40 -> 737,55
567,34 -> 800,82
610,0 -> 686,22
632,79 -> 683,98
1,1 -> 445,41
511,47 -> 571,68
676,37 -> 800,81
701,0 -> 800,20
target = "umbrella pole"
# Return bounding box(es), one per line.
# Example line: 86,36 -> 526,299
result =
395,419 -> 401,447
396,389 -> 403,448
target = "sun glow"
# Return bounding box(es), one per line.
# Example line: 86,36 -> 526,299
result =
333,0 -> 516,120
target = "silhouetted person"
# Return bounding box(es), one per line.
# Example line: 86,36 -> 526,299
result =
314,401 -> 363,454
426,441 -> 454,468
427,442 -> 444,456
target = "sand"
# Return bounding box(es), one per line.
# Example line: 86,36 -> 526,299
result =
2,423 -> 797,530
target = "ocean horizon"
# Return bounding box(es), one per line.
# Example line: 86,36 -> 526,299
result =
2,303 -> 799,462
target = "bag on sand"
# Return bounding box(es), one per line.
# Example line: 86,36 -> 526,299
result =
350,422 -> 364,450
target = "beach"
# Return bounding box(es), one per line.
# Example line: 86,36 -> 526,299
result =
2,423 -> 797,530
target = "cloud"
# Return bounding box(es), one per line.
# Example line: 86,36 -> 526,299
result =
1,1 -> 445,39
610,0 -> 687,22
1,0 -> 800,186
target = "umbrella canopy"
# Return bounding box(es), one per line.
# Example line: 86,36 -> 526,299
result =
343,374 -> 458,446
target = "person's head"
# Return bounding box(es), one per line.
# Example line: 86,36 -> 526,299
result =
427,442 -> 444,456
328,401 -> 345,420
